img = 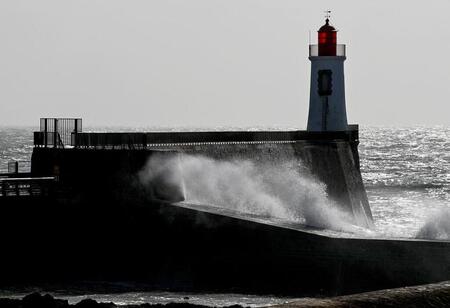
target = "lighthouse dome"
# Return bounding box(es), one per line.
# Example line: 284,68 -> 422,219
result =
318,19 -> 336,32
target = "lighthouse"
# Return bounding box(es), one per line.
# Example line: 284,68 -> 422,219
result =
307,16 -> 348,131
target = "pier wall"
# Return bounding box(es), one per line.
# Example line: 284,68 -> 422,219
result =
30,147 -> 185,204
30,137 -> 372,227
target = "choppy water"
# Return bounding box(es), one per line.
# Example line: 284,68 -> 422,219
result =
360,126 -> 450,238
0,125 -> 449,305
0,127 -> 35,173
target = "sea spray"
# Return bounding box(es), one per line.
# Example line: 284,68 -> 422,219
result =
139,152 -> 186,202
416,208 -> 450,240
140,154 -> 364,233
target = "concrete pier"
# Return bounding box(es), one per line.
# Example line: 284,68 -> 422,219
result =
0,126 -> 447,296
31,127 -> 372,228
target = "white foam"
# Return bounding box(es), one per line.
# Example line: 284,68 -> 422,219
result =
416,208 -> 450,240
141,154 -> 364,234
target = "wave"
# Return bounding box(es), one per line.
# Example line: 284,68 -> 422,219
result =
139,154 -> 365,233
416,208 -> 450,241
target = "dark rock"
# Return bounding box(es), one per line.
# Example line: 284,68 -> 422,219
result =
21,292 -> 69,308
0,297 -> 21,308
74,298 -> 115,308
160,304 -> 219,308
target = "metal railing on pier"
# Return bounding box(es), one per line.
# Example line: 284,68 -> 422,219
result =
32,118 -> 359,150
71,129 -> 359,149
34,118 -> 82,148
0,177 -> 55,198
72,131 -> 300,149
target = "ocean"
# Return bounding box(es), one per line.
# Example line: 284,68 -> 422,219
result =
0,125 -> 449,306
360,126 -> 450,239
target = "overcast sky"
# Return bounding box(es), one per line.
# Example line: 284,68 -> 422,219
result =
1,1 -> 449,128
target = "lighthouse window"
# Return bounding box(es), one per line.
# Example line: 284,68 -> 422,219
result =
318,70 -> 332,96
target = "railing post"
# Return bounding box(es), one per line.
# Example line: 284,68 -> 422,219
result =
44,119 -> 48,147
15,181 -> 19,196
53,118 -> 58,148
74,119 -> 79,147
1,181 -> 5,197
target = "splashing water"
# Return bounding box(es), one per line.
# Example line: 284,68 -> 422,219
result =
141,154 -> 364,233
416,208 -> 450,240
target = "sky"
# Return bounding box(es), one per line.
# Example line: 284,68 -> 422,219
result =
0,1 -> 449,128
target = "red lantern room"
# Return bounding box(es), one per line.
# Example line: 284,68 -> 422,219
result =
318,18 -> 337,56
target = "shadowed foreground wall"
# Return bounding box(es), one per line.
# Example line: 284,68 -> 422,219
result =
0,194 -> 449,296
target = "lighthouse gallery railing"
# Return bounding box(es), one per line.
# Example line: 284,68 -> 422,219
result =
309,44 -> 346,57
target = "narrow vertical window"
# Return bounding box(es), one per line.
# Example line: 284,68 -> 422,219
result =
318,70 -> 332,96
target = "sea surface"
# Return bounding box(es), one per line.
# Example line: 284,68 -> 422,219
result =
0,125 -> 449,306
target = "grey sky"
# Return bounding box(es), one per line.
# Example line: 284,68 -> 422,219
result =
0,1 -> 449,128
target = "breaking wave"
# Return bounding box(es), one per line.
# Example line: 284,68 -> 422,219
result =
140,154 -> 365,233
416,208 -> 450,240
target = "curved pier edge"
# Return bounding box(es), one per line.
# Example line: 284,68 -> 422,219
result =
275,280 -> 450,308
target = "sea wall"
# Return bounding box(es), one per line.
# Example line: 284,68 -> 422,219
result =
30,138 -> 372,228
30,147 -> 185,203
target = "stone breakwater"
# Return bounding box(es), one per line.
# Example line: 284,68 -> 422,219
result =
274,280 -> 450,308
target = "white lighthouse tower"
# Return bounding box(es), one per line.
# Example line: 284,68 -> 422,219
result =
307,16 -> 348,131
